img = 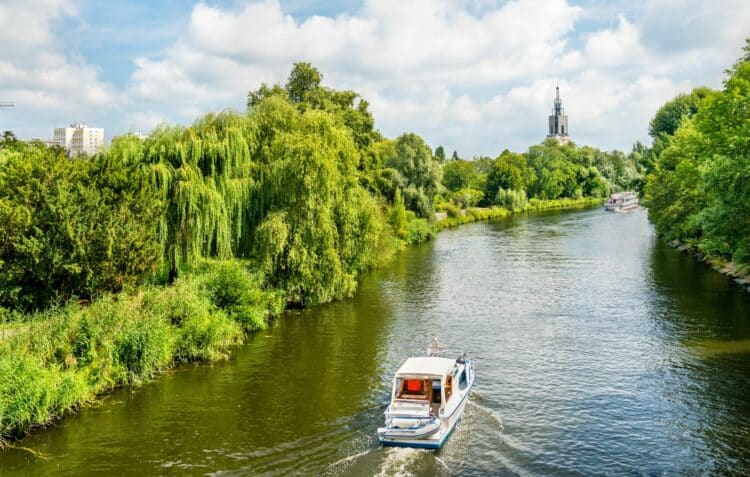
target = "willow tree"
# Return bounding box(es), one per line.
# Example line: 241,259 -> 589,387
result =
255,107 -> 386,305
142,113 -> 258,280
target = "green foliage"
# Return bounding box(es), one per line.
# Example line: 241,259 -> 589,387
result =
199,260 -> 282,330
442,160 -> 477,192
253,106 -> 386,306
451,188 -> 484,209
437,202 -> 462,218
645,44 -> 750,266
496,188 -> 529,212
143,113 -> 257,280
115,313 -> 174,382
0,261 -> 275,440
0,141 -> 163,311
248,62 -> 379,151
404,218 -> 435,245
387,188 -> 408,239
434,145 -> 446,162
385,133 -> 442,217
485,150 -> 535,202
648,87 -> 712,139
285,62 -> 322,103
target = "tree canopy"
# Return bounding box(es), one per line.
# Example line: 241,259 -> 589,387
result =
644,40 -> 750,266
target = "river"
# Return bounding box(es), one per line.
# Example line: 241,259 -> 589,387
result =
2,207 -> 750,475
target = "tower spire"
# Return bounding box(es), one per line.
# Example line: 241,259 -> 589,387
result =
547,84 -> 570,144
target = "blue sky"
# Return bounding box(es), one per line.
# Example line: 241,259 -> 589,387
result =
2,0 -> 749,156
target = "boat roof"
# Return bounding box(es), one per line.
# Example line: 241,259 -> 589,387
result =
396,357 -> 456,377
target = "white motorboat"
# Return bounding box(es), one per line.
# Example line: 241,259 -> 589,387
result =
605,191 -> 639,211
378,340 -> 474,449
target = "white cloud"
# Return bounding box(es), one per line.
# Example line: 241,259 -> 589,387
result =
124,0 -> 586,150
2,0 -> 749,153
0,0 -> 116,137
584,16 -> 646,67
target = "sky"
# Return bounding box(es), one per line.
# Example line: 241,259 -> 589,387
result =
1,0 -> 749,156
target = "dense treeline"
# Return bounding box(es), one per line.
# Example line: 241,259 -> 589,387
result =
0,63 -> 640,314
437,138 -> 642,212
643,40 -> 750,269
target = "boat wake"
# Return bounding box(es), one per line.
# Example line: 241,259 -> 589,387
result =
466,400 -> 504,430
375,447 -> 426,477
327,448 -> 375,469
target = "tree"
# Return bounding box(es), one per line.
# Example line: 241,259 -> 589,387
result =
442,160 -> 477,192
255,108 -> 384,305
247,82 -> 286,109
1,131 -> 17,146
285,62 -> 322,103
0,141 -> 163,311
387,188 -> 408,238
451,150 -> 459,161
434,145 -> 446,162
643,39 -> 750,265
484,150 -> 534,202
648,87 -> 712,139
385,133 -> 442,217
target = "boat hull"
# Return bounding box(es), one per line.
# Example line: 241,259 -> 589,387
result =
605,202 -> 639,211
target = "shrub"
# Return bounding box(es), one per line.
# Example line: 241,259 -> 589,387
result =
199,260 -> 282,330
496,188 -> 528,212
451,188 -> 484,209
437,202 -> 462,218
405,218 -> 436,244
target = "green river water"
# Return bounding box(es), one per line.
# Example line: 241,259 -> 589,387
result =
2,207 -> 750,475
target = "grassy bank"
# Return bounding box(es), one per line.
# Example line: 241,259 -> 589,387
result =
0,261 -> 283,443
435,197 -> 605,230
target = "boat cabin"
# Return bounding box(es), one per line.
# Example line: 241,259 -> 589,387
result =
391,357 -> 462,416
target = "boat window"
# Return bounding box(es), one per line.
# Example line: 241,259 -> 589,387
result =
458,369 -> 468,390
445,375 -> 453,401
431,380 -> 442,404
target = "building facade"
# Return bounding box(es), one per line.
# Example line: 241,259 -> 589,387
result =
53,122 -> 104,156
547,86 -> 570,145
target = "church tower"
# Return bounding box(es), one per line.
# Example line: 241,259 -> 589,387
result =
547,86 -> 570,144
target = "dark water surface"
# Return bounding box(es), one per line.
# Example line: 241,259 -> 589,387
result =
3,207 -> 750,475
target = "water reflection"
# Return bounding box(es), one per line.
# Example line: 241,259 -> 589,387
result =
646,239 -> 750,473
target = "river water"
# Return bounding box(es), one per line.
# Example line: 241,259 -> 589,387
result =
3,207 -> 750,476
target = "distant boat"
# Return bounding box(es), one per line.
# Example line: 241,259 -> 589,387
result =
605,191 -> 639,212
377,339 -> 474,449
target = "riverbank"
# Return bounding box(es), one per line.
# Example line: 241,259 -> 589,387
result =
0,261 -> 283,444
0,196 -> 604,445
434,197 -> 605,230
668,240 -> 750,292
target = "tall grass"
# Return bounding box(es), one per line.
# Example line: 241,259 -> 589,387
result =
0,260 -> 283,441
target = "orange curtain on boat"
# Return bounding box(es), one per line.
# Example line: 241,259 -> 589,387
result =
405,380 -> 424,393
